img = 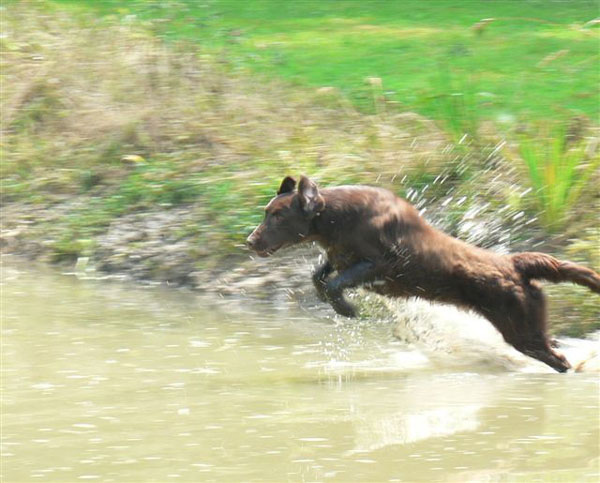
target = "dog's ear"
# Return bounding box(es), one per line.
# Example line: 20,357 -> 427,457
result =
277,176 -> 296,195
298,175 -> 325,217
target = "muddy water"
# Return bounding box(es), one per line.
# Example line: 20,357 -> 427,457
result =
2,261 -> 598,482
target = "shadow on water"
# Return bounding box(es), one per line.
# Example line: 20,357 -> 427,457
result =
2,258 -> 598,481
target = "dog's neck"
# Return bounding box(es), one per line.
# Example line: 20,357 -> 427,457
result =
307,190 -> 359,248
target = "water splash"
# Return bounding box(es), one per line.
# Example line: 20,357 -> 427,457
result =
387,298 -> 599,373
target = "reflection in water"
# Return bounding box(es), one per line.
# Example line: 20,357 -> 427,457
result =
1,260 -> 599,482
352,405 -> 482,452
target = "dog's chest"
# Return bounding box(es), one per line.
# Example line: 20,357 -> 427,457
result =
325,245 -> 361,272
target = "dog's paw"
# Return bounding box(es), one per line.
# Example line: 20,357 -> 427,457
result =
331,298 -> 357,318
313,282 -> 329,303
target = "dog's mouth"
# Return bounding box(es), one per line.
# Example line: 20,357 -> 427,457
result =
254,243 -> 293,258
253,244 -> 282,258
255,249 -> 272,258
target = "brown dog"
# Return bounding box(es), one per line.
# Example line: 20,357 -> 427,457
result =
247,175 -> 600,372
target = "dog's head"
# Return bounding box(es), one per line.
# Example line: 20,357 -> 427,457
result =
246,175 -> 325,257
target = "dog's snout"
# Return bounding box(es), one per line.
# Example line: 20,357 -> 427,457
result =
246,234 -> 257,249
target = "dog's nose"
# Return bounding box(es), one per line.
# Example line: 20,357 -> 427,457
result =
246,235 -> 256,249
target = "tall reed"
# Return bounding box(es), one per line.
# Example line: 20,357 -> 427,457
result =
425,63 -> 479,143
517,122 -> 598,231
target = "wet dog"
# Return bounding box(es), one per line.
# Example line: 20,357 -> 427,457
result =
247,175 -> 600,372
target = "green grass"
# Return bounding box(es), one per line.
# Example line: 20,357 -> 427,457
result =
52,0 -> 599,125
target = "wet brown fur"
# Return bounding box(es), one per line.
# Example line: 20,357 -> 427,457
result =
247,176 -> 600,372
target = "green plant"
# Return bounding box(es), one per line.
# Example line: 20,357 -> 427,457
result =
516,123 -> 599,231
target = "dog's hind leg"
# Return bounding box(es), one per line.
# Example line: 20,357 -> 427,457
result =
484,283 -> 571,373
518,343 -> 571,373
325,261 -> 378,318
312,260 -> 333,302
519,283 -> 571,373
487,314 -> 570,372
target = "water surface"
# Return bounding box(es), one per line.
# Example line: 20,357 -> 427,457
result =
2,261 -> 598,482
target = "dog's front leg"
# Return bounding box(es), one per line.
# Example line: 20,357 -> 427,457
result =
312,260 -> 333,302
325,261 -> 377,318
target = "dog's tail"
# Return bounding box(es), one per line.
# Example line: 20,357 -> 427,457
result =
512,252 -> 600,293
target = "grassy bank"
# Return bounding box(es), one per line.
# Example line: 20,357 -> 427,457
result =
2,3 -> 599,334
2,3 -> 457,255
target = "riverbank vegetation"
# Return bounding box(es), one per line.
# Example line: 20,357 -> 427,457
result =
2,1 -> 599,334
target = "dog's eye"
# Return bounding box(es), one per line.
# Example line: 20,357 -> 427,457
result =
271,211 -> 282,219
